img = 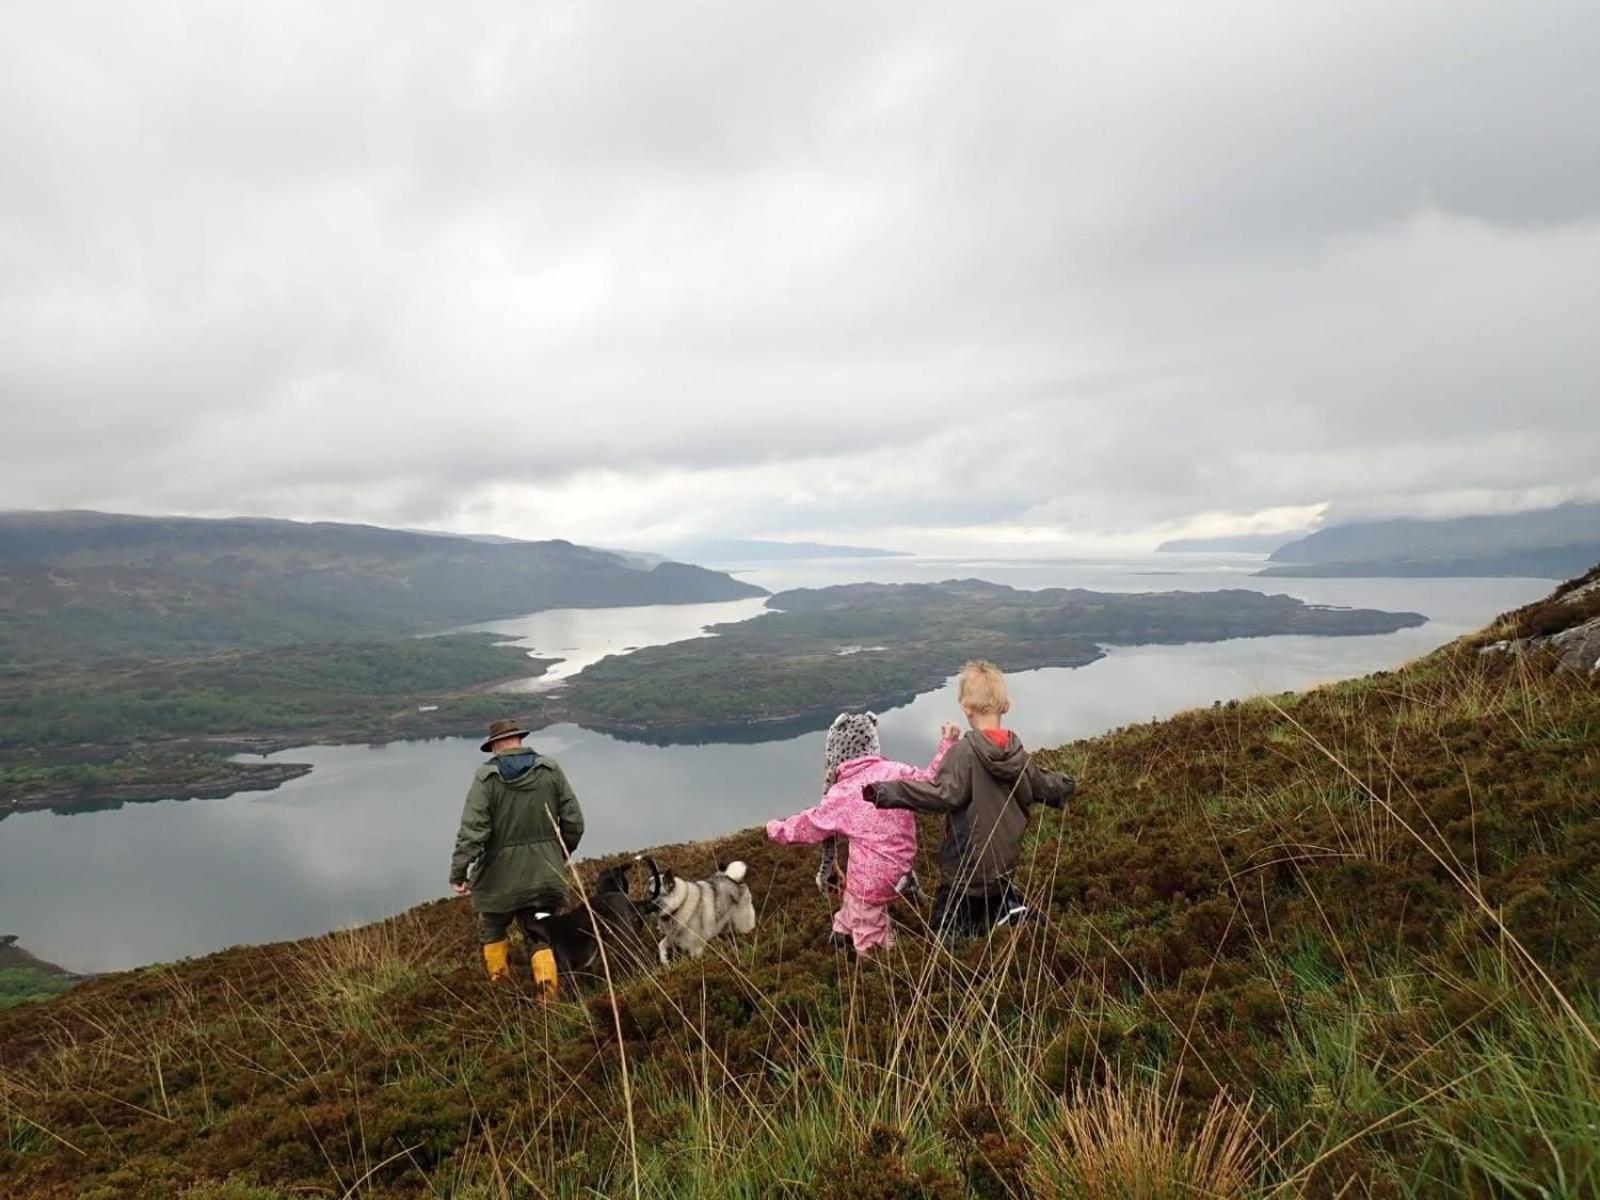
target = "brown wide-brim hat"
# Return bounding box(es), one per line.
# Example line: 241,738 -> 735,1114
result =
480,717 -> 531,753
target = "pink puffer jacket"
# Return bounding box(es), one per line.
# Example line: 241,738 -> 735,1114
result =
767,738 -> 955,904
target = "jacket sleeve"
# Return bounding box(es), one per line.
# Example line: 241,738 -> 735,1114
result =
897,735 -> 957,783
1025,762 -> 1075,810
766,804 -> 840,846
450,774 -> 493,885
870,740 -> 975,813
554,764 -> 584,854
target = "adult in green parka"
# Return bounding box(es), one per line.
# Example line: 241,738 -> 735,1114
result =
450,717 -> 585,991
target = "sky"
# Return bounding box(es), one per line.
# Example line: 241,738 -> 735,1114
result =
2,1 -> 1597,556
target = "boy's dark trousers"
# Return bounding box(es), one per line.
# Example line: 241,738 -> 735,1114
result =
930,879 -> 1032,941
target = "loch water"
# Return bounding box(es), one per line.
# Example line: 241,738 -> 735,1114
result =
0,559 -> 1550,972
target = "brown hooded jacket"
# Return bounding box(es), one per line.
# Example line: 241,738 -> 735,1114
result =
867,730 -> 1073,896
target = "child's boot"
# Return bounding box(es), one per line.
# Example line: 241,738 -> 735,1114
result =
482,940 -> 511,982
531,947 -> 559,999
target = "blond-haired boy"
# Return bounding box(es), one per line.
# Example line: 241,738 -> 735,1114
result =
865,660 -> 1074,939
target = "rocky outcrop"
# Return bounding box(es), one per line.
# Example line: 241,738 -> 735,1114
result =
1479,568 -> 1600,674
1541,615 -> 1600,674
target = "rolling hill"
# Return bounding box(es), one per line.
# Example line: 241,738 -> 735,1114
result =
1260,502 -> 1600,578
0,510 -> 766,664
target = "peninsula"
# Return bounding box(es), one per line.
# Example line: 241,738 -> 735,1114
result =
554,580 -> 1425,734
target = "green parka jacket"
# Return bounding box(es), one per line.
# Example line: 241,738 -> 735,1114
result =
449,748 -> 585,914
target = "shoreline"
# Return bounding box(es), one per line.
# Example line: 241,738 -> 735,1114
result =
1,759 -> 316,820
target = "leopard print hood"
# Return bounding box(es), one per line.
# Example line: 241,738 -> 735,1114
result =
823,710 -> 881,787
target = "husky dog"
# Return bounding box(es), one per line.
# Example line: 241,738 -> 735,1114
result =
650,858 -> 757,964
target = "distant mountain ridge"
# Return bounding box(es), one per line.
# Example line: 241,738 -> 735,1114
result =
1259,502 -> 1600,578
0,510 -> 766,664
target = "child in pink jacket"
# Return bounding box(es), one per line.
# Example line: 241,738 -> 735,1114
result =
767,711 -> 959,956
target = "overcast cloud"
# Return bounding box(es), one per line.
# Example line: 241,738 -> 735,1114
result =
2,0 -> 1597,553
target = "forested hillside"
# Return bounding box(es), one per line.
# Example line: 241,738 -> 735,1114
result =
0,510 -> 764,663
567,581 -> 1425,731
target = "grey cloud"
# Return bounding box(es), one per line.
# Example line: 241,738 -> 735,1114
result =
1,1 -> 1597,546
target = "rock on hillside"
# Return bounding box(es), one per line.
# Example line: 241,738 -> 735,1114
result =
1478,564 -> 1600,673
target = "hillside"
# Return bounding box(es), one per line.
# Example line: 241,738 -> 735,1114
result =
0,569 -> 1596,1197
0,634 -> 547,816
0,510 -> 765,664
1262,502 -> 1600,578
0,939 -> 78,1010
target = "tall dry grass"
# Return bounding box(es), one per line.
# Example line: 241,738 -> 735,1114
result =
1041,1080 -> 1262,1200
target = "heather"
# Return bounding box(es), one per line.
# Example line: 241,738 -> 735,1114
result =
1,570 -> 1596,1198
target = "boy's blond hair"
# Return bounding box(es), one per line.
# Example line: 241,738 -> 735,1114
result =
957,659 -> 1010,716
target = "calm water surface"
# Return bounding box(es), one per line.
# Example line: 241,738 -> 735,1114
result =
0,560 -> 1550,972
457,596 -> 770,690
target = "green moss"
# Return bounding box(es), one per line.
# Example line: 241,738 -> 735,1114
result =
0,966 -> 75,1009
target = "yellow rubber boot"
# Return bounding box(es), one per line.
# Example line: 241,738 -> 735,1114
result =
531,947 -> 558,999
482,940 -> 512,982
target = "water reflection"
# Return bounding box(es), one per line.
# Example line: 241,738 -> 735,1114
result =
456,597 -> 770,690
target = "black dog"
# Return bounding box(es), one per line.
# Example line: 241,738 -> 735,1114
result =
528,860 -> 660,979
